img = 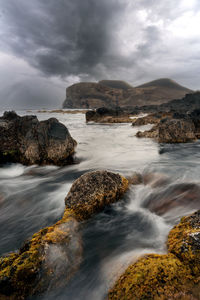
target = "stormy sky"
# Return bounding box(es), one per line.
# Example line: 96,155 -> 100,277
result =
0,0 -> 200,108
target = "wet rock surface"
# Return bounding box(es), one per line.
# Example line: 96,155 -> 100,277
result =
108,210 -> 200,300
136,110 -> 200,143
143,182 -> 200,216
132,111 -> 173,126
0,111 -> 77,165
65,170 -> 129,220
0,170 -> 129,299
86,107 -> 132,123
0,211 -> 82,300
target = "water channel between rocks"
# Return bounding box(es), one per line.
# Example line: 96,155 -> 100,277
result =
0,110 -> 200,300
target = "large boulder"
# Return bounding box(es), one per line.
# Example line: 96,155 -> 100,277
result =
108,210 -> 200,300
65,170 -> 129,220
0,170 -> 129,299
0,111 -> 77,165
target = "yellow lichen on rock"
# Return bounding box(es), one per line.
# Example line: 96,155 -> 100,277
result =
0,170 -> 129,299
0,208 -> 81,299
168,210 -> 200,276
108,210 -> 200,300
108,253 -> 194,300
65,170 -> 129,221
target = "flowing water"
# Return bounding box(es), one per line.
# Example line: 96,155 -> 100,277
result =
0,110 -> 200,299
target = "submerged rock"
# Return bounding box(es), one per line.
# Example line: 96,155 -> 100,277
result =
0,111 -> 77,165
108,210 -> 200,300
144,182 -> 200,216
0,170 -> 129,299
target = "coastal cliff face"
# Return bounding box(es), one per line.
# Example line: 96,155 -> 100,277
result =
63,79 -> 192,109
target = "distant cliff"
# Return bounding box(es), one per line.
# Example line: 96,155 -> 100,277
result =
62,79 -> 193,109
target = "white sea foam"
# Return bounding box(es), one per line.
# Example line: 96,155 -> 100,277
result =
0,164 -> 26,178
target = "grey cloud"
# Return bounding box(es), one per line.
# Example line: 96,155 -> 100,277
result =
0,0 -> 124,78
0,0 -> 200,92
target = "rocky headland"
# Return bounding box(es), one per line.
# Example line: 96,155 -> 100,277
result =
0,111 -> 77,166
63,78 -> 192,109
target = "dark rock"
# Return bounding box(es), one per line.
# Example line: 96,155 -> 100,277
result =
86,107 -> 132,123
0,111 -> 77,165
136,115 -> 197,143
158,118 -> 196,143
132,111 -> 173,126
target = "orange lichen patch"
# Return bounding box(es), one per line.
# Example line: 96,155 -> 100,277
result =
108,254 -> 194,300
167,210 -> 200,276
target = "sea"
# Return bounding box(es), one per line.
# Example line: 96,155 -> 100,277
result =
0,110 -> 199,299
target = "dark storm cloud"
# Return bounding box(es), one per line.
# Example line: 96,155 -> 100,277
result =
1,0 -> 200,92
0,0 -> 125,78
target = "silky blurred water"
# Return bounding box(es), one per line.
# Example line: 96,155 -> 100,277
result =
0,110 -> 200,300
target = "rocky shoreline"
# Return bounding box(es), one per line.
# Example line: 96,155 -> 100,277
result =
86,92 -> 200,144
135,110 -> 200,143
0,168 -> 199,299
0,107 -> 200,299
